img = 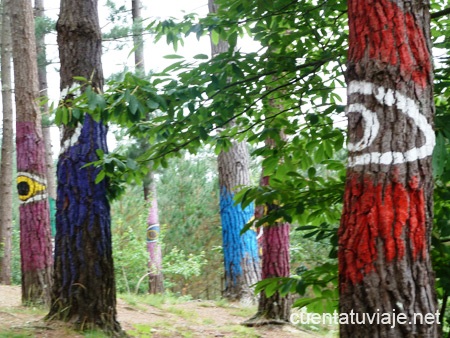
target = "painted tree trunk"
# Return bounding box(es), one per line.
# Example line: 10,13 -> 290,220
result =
146,173 -> 164,294
218,141 -> 261,303
339,1 -> 438,336
10,0 -> 53,304
209,0 -> 260,303
35,0 -> 57,203
252,175 -> 291,323
257,223 -> 291,320
0,0 -> 14,285
46,0 -> 123,335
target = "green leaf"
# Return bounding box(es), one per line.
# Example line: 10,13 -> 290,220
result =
163,54 -> 184,59
433,132 -> 447,178
95,170 -> 106,184
193,54 -> 209,60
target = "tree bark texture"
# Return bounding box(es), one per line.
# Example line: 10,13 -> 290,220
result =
339,0 -> 438,337
131,0 -> 145,74
10,0 -> 53,305
255,217 -> 291,323
146,172 -> 164,294
250,172 -> 291,323
47,0 -> 123,335
0,0 -> 14,285
210,0 -> 260,304
218,141 -> 261,303
34,0 -> 57,202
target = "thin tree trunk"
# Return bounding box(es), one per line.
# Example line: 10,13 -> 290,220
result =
0,0 -> 14,285
146,172 -> 164,294
209,0 -> 260,303
339,1 -> 438,336
34,0 -> 57,202
10,0 -> 53,305
46,0 -> 123,335
131,0 -> 144,74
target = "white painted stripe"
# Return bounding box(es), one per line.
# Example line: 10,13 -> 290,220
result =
18,192 -> 48,205
347,81 -> 435,167
17,172 -> 47,185
347,103 -> 380,152
60,122 -> 83,155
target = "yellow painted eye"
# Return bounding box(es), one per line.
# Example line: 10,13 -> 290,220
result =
16,172 -> 47,204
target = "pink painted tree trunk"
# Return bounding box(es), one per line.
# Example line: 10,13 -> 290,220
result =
10,0 -> 53,304
246,173 -> 291,324
146,174 -> 164,294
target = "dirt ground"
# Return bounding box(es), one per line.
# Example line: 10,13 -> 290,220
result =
0,285 -> 323,338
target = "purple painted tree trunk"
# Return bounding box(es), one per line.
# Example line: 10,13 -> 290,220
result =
146,174 -> 164,294
10,0 -> 53,305
46,0 -> 123,334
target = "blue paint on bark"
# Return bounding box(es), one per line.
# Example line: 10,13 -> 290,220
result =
220,188 -> 259,286
55,115 -> 111,291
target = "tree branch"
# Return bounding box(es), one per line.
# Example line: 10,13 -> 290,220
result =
431,8 -> 450,19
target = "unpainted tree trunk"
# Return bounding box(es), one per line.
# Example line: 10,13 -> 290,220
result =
0,0 -> 14,285
209,0 -> 260,304
34,0 -> 57,202
46,0 -> 123,335
339,1 -> 438,337
131,0 -> 145,74
10,0 -> 53,305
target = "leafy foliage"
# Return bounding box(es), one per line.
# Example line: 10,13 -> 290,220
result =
47,0 -> 450,329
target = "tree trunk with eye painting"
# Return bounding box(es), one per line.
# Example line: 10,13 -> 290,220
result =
10,0 -> 53,304
46,0 -> 123,335
339,1 -> 438,336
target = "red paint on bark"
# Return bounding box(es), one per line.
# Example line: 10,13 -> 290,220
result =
348,0 -> 431,88
20,202 -> 53,272
16,122 -> 45,171
16,121 -> 52,273
339,174 -> 426,286
261,223 -> 290,279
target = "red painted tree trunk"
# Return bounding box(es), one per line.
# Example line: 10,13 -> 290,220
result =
146,173 -> 164,294
339,0 -> 438,336
10,0 -> 53,304
246,169 -> 291,325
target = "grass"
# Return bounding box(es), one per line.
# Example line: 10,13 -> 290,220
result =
83,330 -> 109,338
0,332 -> 32,338
230,306 -> 256,318
221,324 -> 259,337
119,292 -> 192,310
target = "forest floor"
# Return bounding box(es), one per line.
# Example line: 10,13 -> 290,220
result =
0,285 -> 334,338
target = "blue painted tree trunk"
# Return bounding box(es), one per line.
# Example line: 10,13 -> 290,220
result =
218,141 -> 261,303
209,0 -> 261,303
220,188 -> 260,302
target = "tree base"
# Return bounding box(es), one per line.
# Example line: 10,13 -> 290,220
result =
45,309 -> 127,338
241,315 -> 290,327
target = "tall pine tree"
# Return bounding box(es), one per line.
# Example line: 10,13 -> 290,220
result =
47,0 -> 123,335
